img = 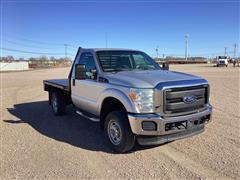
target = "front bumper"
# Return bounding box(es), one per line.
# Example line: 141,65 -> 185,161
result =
128,105 -> 212,143
137,125 -> 204,145
218,62 -> 227,66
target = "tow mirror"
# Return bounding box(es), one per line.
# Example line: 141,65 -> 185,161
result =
75,64 -> 86,80
162,63 -> 169,70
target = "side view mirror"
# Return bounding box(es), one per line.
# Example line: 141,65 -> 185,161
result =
162,63 -> 169,70
90,69 -> 97,74
75,64 -> 86,80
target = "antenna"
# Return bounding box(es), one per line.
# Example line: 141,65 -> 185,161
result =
105,32 -> 108,48
185,34 -> 189,61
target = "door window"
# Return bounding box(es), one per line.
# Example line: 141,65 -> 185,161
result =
78,52 -> 96,79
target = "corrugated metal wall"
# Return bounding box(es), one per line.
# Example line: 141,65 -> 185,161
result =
0,62 -> 29,71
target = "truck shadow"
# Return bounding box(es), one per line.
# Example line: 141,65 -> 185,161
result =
5,101 -> 159,153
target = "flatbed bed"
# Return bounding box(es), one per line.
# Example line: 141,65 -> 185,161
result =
43,79 -> 70,92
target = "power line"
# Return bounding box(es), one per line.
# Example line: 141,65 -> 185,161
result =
2,32 -> 78,48
0,38 -> 69,50
0,47 -> 66,55
3,32 -> 63,46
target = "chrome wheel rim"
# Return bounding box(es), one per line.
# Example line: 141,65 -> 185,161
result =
52,95 -> 58,113
108,120 -> 122,145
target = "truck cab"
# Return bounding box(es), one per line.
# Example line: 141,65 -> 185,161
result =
44,47 -> 212,153
216,56 -> 228,67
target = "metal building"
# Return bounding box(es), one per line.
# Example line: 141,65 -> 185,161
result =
0,62 -> 29,71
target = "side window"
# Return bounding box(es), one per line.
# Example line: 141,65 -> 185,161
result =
78,52 -> 97,79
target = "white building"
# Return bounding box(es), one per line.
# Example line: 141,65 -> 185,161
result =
0,61 -> 29,71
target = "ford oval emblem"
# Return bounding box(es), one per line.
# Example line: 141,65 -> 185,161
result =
183,95 -> 197,104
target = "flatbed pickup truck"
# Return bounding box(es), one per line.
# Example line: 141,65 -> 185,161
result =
44,48 -> 212,152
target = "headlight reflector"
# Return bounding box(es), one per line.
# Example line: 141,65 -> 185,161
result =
129,88 -> 154,113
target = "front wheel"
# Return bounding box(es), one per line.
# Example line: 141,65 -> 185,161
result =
104,111 -> 135,153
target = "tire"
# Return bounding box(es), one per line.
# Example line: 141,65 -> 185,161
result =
51,91 -> 66,116
104,111 -> 135,153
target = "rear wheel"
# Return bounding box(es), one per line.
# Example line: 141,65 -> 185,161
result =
104,111 -> 135,153
51,91 -> 66,116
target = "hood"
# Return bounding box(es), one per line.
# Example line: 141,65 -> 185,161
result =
219,59 -> 228,61
105,70 -> 203,88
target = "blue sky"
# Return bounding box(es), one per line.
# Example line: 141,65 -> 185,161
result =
0,0 -> 239,59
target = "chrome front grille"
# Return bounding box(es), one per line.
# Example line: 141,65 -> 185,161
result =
164,85 -> 208,114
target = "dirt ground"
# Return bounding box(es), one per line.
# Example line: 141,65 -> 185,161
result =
1,64 -> 239,179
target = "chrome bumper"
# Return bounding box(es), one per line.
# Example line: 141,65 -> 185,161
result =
128,105 -> 212,136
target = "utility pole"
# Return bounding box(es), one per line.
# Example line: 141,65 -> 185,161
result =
64,44 -> 68,60
185,34 -> 189,61
155,46 -> 159,61
233,43 -> 237,58
224,47 -> 227,56
212,54 -> 215,61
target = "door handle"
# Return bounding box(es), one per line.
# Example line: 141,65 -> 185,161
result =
73,79 -> 75,86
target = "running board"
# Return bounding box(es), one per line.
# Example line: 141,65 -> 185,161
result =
76,110 -> 100,122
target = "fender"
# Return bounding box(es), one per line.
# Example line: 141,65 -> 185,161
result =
97,88 -> 137,116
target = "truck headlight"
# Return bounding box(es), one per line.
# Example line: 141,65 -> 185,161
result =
128,88 -> 154,113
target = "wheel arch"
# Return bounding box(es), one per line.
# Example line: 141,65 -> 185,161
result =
98,89 -> 136,129
48,87 -> 71,106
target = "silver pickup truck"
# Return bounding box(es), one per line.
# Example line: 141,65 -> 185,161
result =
44,48 -> 212,152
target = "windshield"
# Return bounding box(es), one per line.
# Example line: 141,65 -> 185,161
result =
97,51 -> 160,72
218,56 -> 227,59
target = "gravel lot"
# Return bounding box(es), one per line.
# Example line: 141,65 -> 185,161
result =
1,64 -> 239,179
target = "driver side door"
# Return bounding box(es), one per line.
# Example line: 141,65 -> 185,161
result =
71,52 -> 101,115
